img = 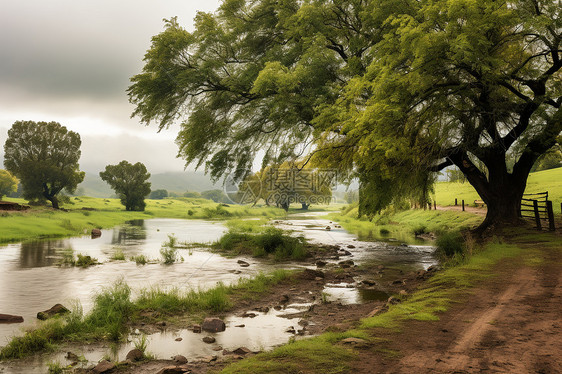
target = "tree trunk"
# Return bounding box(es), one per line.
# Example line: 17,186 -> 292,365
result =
48,195 -> 59,209
451,152 -> 529,233
301,203 -> 310,210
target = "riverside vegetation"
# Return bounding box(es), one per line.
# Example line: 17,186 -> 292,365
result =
0,196 -> 286,244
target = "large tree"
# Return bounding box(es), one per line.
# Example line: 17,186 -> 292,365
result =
129,0 -> 561,231
3,121 -> 85,209
100,161 -> 151,211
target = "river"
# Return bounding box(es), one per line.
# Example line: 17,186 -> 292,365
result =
0,215 -> 436,373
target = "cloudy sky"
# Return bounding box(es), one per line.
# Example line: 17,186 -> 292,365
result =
0,0 -> 221,174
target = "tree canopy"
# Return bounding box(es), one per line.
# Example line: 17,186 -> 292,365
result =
0,169 -> 18,200
3,121 -> 85,209
99,161 -> 151,211
130,0 -> 562,230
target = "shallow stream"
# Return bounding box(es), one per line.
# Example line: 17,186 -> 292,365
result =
0,215 -> 436,373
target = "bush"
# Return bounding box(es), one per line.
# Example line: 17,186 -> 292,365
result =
435,232 -> 465,258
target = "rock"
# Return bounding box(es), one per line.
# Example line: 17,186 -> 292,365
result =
391,279 -> 405,285
347,245 -> 356,249
192,324 -> 202,333
91,228 -> 102,237
237,260 -> 250,267
399,290 -> 408,296
156,366 -> 188,374
361,279 -> 377,286
93,360 -> 115,373
37,304 -> 69,320
387,296 -> 401,305
229,269 -> 242,274
325,226 -> 331,230
285,326 -> 296,334
340,337 -> 371,348
338,250 -> 352,256
172,355 -> 188,365
315,260 -> 327,267
202,318 -> 226,332
203,336 -> 216,344
213,346 -> 223,351
202,355 -> 218,363
279,294 -> 290,304
175,337 -> 183,341
233,347 -> 252,355
255,306 -> 270,313
66,352 -> 79,362
301,268 -> 325,280
367,306 -> 387,318
156,321 -> 167,327
235,324 -> 245,328
241,312 -> 257,318
125,348 -> 144,362
427,265 -> 441,273
0,314 -> 24,324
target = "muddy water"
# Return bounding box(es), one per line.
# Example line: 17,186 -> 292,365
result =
0,215 -> 436,373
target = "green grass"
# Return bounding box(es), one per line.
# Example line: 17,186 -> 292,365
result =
329,207 -> 482,242
0,196 -> 286,244
435,167 -> 562,208
0,270 -> 293,360
214,227 -> 309,261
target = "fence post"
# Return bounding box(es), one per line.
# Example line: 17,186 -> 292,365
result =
455,198 -> 458,206
434,201 -> 437,210
462,200 -> 465,211
533,200 -> 542,230
547,200 -> 555,231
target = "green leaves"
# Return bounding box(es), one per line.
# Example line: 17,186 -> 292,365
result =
99,161 -> 151,211
3,121 -> 84,208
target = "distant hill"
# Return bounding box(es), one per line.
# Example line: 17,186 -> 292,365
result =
77,171 -> 219,198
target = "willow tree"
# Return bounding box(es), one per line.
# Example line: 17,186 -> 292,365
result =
129,0 -> 561,231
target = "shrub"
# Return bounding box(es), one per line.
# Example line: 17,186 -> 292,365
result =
435,232 -> 465,258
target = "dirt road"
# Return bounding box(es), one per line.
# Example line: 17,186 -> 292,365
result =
353,241 -> 562,374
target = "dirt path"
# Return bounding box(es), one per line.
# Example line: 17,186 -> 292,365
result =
434,204 -> 487,216
353,243 -> 562,374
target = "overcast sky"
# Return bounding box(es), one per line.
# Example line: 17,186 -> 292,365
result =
0,0 -> 222,174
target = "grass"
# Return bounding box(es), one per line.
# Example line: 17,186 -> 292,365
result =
214,227 -> 309,261
0,270 -> 293,360
131,255 -> 148,265
329,207 -> 482,242
435,167 -> 562,208
0,196 -> 287,244
110,249 -> 126,261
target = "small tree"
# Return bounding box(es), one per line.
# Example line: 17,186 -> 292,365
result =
3,121 -> 85,208
99,161 -> 151,211
149,189 -> 168,199
0,170 -> 18,200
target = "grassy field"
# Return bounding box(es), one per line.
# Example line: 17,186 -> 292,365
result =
328,206 -> 483,242
435,167 -> 562,208
0,196 -> 287,244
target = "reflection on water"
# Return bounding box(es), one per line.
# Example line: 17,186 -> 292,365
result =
18,241 -> 66,268
111,220 -> 147,245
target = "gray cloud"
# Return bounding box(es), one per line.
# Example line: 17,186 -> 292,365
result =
0,0 -> 220,173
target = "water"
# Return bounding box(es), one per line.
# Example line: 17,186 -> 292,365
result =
0,216 -> 437,373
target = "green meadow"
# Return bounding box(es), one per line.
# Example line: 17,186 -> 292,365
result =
0,196 -> 286,244
435,167 -> 562,208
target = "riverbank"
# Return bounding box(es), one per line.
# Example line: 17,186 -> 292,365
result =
0,196 -> 287,244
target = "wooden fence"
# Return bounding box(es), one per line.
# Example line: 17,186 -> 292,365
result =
520,192 -> 555,231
